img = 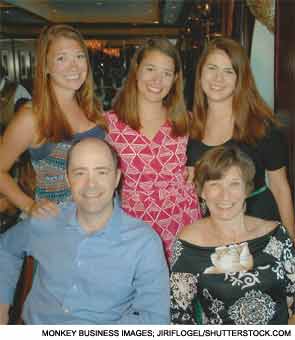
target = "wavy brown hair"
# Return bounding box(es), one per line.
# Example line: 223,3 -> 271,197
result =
194,145 -> 255,197
33,24 -> 106,142
191,37 -> 278,143
113,38 -> 189,137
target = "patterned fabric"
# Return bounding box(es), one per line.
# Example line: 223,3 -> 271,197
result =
29,125 -> 105,204
170,224 -> 295,324
31,142 -> 72,203
105,111 -> 201,259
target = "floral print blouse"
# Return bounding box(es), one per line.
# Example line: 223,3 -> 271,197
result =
170,224 -> 295,325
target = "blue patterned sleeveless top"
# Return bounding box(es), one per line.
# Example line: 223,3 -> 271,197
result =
29,125 -> 105,204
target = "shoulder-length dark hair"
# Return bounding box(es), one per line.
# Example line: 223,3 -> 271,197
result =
191,37 -> 278,143
113,38 -> 189,137
33,24 -> 106,142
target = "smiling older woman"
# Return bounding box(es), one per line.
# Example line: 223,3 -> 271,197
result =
170,145 -> 295,325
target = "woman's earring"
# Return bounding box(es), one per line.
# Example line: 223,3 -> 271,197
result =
200,198 -> 208,216
243,200 -> 247,213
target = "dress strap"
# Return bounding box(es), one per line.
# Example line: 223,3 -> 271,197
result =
248,185 -> 268,198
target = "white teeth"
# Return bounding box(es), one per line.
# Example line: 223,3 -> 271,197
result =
66,75 -> 79,80
147,86 -> 161,93
211,85 -> 223,90
217,204 -> 233,209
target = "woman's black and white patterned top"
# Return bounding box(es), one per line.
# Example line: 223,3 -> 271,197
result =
170,224 -> 295,325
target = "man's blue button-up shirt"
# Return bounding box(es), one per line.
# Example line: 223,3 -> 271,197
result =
0,200 -> 170,324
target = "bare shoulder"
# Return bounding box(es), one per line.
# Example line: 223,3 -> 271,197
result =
3,102 -> 37,143
1,102 -> 38,161
245,216 -> 279,238
13,102 -> 35,128
179,218 -> 208,245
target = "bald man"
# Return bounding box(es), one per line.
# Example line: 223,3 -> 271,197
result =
0,138 -> 169,325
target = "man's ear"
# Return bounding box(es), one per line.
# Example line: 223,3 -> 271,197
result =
65,172 -> 70,187
115,169 -> 121,188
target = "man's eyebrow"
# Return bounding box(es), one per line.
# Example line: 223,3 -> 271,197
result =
70,166 -> 112,171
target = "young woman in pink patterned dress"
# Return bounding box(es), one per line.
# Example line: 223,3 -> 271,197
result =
105,39 -> 201,260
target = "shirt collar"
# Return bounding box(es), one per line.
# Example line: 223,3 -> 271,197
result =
67,196 -> 122,242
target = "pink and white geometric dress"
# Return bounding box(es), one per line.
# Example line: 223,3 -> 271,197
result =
106,111 -> 201,260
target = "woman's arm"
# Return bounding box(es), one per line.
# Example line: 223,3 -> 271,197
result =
0,106 -> 36,213
0,106 -> 58,217
267,167 -> 295,238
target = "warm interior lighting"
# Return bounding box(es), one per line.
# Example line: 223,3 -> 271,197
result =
85,40 -> 120,57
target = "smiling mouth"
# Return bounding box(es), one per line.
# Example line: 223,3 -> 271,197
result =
216,203 -> 234,209
210,85 -> 225,91
65,74 -> 80,80
147,86 -> 162,93
83,192 -> 102,199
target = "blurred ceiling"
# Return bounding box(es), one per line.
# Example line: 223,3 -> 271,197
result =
0,0 -> 197,39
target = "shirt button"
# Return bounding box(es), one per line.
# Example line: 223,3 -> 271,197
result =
64,308 -> 69,313
73,284 -> 77,290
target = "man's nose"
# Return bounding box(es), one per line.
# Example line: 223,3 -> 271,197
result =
87,174 -> 97,187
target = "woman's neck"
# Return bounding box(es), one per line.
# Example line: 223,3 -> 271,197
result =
56,91 -> 77,107
207,99 -> 233,118
203,110 -> 234,146
209,213 -> 248,245
138,101 -> 167,125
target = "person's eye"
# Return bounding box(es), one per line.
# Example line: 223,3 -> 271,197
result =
231,181 -> 241,187
97,170 -> 108,175
77,53 -> 86,59
207,65 -> 216,70
74,171 -> 84,177
164,71 -> 173,78
224,68 -> 235,74
56,55 -> 65,62
208,181 -> 218,186
145,66 -> 154,71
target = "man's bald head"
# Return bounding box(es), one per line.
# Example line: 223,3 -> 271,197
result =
66,138 -> 118,175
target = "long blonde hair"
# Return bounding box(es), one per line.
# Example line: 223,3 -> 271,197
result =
191,37 -> 278,143
33,24 -> 106,142
113,38 -> 189,137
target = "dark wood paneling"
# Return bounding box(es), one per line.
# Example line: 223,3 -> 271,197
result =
276,0 -> 295,206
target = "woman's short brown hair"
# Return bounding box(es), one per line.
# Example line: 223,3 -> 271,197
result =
193,145 -> 255,197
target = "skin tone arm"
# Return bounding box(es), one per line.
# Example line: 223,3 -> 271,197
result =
0,304 -> 9,324
186,166 -> 195,183
267,167 -> 295,238
0,105 -> 59,218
